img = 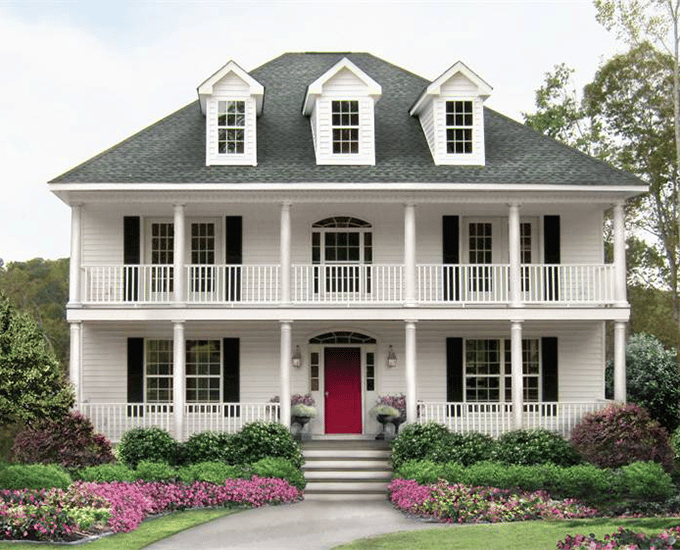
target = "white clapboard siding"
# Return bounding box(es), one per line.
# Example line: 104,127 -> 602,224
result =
418,101 -> 436,158
82,208 -> 123,265
560,210 -> 603,264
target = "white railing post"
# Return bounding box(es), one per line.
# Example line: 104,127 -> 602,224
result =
173,320 -> 186,441
280,321 -> 292,428
173,204 -> 186,304
69,204 -> 83,305
404,204 -> 417,307
508,203 -> 522,307
405,321 -> 417,424
511,320 -> 524,429
280,202 -> 292,306
613,201 -> 627,306
69,321 -> 82,406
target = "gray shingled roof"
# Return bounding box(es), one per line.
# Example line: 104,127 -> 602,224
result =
50,52 -> 644,186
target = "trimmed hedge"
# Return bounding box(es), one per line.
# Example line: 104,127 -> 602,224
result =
250,457 -> 306,490
0,463 -> 72,490
117,427 -> 178,468
177,462 -> 246,484
180,431 -> 240,465
493,429 -> 581,466
233,422 -> 304,468
394,459 -> 673,503
390,423 -> 451,468
75,463 -> 136,483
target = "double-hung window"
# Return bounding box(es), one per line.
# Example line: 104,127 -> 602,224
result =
217,100 -> 245,155
446,100 -> 473,154
332,100 -> 359,154
465,339 -> 540,403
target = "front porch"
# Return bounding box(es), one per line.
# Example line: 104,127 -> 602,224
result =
80,400 -> 611,443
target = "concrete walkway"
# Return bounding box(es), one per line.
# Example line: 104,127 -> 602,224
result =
144,499 -> 447,550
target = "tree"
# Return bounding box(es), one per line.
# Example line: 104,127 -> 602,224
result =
623,332 -> 680,431
0,259 -> 69,369
0,293 -> 73,426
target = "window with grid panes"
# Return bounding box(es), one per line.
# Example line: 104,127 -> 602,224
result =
186,340 -> 221,403
332,100 -> 359,154
151,223 -> 174,292
191,223 -> 215,293
468,222 -> 492,292
366,352 -> 375,391
310,352 -> 319,391
446,100 -> 473,154
217,101 -> 245,154
464,339 -> 540,402
146,340 -> 173,403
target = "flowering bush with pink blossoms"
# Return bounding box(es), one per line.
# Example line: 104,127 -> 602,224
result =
388,478 -> 599,524
557,525 -> 680,549
0,477 -> 302,542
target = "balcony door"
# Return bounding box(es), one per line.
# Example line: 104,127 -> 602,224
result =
464,219 -> 501,300
312,217 -> 372,299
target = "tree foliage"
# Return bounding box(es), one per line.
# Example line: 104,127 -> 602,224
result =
0,292 -> 73,425
0,258 -> 69,370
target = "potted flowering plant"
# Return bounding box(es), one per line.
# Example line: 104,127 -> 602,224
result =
370,394 -> 406,439
270,394 -> 317,440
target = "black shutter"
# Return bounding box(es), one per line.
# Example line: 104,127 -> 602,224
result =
541,337 -> 558,402
225,217 -> 242,301
123,217 -> 141,301
446,337 -> 463,402
127,337 -> 144,417
443,216 -> 460,301
223,338 -> 240,417
543,216 -> 560,301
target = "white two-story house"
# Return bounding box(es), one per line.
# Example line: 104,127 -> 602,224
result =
49,53 -> 645,443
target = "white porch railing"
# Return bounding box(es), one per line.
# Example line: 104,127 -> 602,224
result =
417,264 -> 510,303
80,403 -> 173,443
82,263 -> 616,306
79,402 -> 280,443
521,264 -> 616,304
292,264 -> 404,304
186,265 -> 279,304
417,400 -> 610,438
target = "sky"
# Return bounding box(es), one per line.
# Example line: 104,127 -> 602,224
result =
0,0 -> 625,263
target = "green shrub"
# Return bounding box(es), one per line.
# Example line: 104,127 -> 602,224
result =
671,427 -> 680,462
394,460 -> 444,485
570,403 -> 674,472
180,431 -> 240,465
493,429 -> 581,466
0,463 -> 71,490
233,422 -> 303,468
134,460 -> 177,482
390,422 -> 451,469
117,427 -> 178,468
11,411 -> 115,470
620,461 -> 672,501
176,461 -> 246,484
446,432 -> 496,465
250,457 -> 306,490
75,463 -> 135,482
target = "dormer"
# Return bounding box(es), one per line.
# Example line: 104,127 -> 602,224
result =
302,58 -> 382,165
198,61 -> 264,166
410,61 -> 492,166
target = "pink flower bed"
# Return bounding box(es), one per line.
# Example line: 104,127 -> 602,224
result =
0,477 -> 302,541
388,478 -> 599,524
557,526 -> 680,549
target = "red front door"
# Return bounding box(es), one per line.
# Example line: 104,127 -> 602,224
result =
324,347 -> 362,434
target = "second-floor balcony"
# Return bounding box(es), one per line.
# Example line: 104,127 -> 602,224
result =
80,263 -> 617,306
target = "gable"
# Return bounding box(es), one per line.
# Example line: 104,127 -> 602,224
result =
440,73 -> 480,95
212,72 -> 251,95
322,67 -> 372,95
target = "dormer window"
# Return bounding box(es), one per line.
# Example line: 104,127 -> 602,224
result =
217,100 -> 245,155
446,100 -> 473,154
197,60 -> 264,166
410,61 -> 491,166
332,100 -> 359,154
303,57 -> 382,165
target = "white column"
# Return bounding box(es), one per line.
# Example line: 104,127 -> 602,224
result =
404,204 -> 417,307
69,204 -> 82,305
280,321 -> 292,428
280,202 -> 292,305
173,320 -> 186,441
613,201 -> 627,305
69,321 -> 82,406
511,320 -> 524,429
508,203 -> 522,307
614,321 -> 627,402
405,321 -> 417,423
173,204 -> 186,304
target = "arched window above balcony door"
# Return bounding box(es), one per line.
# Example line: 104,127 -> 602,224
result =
311,217 -> 372,265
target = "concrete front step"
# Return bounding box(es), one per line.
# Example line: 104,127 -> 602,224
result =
301,439 -> 393,501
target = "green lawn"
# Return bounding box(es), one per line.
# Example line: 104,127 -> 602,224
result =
332,518 -> 680,550
0,508 -> 238,550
